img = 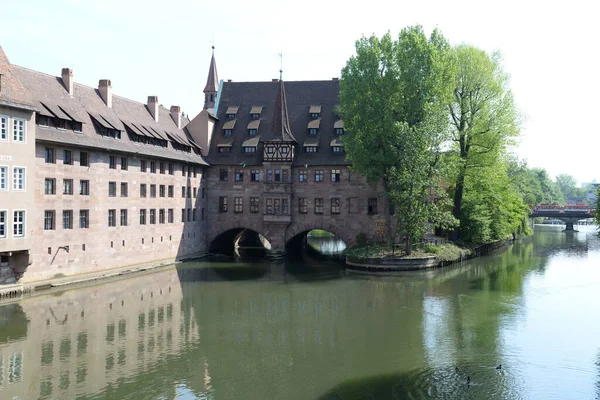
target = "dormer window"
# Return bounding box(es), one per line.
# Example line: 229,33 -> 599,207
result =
250,106 -> 263,120
334,120 -> 344,135
309,105 -> 321,118
223,119 -> 236,136
56,118 -> 67,130
247,119 -> 260,136
332,146 -> 343,153
248,129 -> 257,136
225,106 -> 239,119
308,118 -> 320,135
243,146 -> 256,153
309,128 -> 318,135
305,146 -> 317,153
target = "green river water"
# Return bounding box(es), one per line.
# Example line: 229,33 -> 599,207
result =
0,225 -> 598,399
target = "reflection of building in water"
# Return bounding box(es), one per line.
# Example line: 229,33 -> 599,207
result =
0,268 -> 199,399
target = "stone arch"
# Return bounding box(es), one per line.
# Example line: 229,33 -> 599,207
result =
285,222 -> 354,247
208,222 -> 273,254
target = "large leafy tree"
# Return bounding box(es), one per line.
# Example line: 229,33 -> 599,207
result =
340,27 -> 456,254
555,173 -> 585,203
448,45 -> 520,239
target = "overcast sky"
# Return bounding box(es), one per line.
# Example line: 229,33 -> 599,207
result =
1,0 -> 597,185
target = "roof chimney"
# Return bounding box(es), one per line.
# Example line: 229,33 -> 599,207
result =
147,96 -> 159,122
170,105 -> 181,129
98,79 -> 112,108
61,68 -> 73,96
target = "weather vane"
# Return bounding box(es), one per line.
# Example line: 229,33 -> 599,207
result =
278,51 -> 283,80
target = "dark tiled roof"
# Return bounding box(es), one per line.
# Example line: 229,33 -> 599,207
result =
261,80 -> 297,143
12,65 -> 208,165
0,46 -> 34,110
208,79 -> 348,166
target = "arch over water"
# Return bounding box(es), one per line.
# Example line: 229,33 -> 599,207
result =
286,222 -> 354,247
209,227 -> 272,256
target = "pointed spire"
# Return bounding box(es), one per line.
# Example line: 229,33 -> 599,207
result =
262,79 -> 297,143
203,46 -> 219,93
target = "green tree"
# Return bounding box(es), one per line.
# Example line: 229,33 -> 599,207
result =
555,174 -> 585,203
447,45 -> 520,240
340,27 -> 456,254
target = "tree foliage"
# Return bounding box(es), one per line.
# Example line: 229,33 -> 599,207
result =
340,27 -> 456,254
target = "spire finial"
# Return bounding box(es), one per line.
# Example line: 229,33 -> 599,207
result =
278,51 -> 283,81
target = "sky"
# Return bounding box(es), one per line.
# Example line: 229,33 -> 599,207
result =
1,0 -> 597,185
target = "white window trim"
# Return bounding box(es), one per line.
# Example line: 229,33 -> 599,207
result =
12,209 -> 25,238
12,166 -> 26,192
0,165 -> 8,191
0,114 -> 8,141
12,118 -> 26,144
0,209 -> 7,238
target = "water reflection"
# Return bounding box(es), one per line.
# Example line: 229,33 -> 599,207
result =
0,225 -> 597,399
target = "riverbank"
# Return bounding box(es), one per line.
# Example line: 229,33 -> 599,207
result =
345,239 -> 514,272
0,254 -> 207,302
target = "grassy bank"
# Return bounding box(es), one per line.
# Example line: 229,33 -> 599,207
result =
345,243 -> 471,262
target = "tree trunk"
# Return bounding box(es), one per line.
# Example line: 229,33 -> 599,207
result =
406,236 -> 412,256
452,169 -> 465,241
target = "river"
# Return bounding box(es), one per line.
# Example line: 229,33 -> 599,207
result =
0,225 -> 598,399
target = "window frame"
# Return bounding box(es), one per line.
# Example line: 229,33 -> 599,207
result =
13,210 -> 25,237
12,166 -> 25,191
44,210 -> 55,231
62,210 -> 73,230
12,118 -> 26,143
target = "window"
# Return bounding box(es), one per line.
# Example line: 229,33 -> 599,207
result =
314,198 -> 324,214
140,209 -> 147,225
193,208 -> 197,221
119,209 -> 128,226
57,118 -> 67,130
109,156 -> 116,169
181,208 -> 185,222
159,162 -> 165,174
305,146 -> 317,153
168,163 -> 174,175
181,164 -> 186,176
281,147 -> 288,154
226,113 -> 236,119
274,169 -> 281,182
150,184 -> 156,198
266,198 -> 273,215
224,129 -> 232,136
310,112 -> 320,118
332,146 -> 343,153
248,129 -> 257,136
150,209 -> 156,224
121,157 -> 128,170
266,169 -> 273,182
108,181 -> 116,197
108,209 -> 116,227
150,161 -> 156,173
181,186 -> 185,198
80,151 -> 89,167
0,116 -> 6,140
0,211 -> 5,237
63,210 -> 73,229
45,178 -> 56,195
159,209 -> 165,224
243,147 -> 256,153
168,185 -> 174,198
80,180 -> 90,195
140,184 -> 147,198
44,210 -> 55,231
73,121 -> 82,132
308,128 -> 318,135
250,197 -> 259,213
12,211 -> 24,236
159,185 -> 165,198
283,170 -> 289,182
0,166 -> 7,190
63,150 -> 73,165
235,169 -> 243,182
218,147 -> 231,153
266,146 -> 274,154
63,179 -> 73,195
331,169 -> 341,182
168,209 -> 174,223
299,170 -> 307,182
331,198 -> 341,214
80,210 -> 89,229
187,187 -> 191,198
13,167 -> 25,191
368,198 -> 378,214
234,197 -> 243,213
193,187 -> 197,198
335,128 -> 344,135
13,119 -> 25,143
187,208 -> 191,222
282,198 -> 289,214
220,169 -> 228,181
193,167 -> 197,178
45,148 -> 55,163
219,197 -> 228,213
251,169 -> 260,182
187,166 -> 192,177
315,170 -> 323,182
299,198 -> 307,214
120,182 -> 128,197
140,160 -> 147,172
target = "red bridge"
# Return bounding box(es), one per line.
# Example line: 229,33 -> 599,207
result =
529,204 -> 595,230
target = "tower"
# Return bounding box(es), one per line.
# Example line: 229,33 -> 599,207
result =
203,46 -> 218,112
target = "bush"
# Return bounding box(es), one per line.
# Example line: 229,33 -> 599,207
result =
355,232 -> 368,247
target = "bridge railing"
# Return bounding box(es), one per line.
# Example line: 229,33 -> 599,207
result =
530,204 -> 595,214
